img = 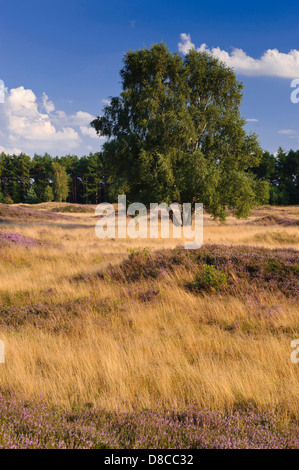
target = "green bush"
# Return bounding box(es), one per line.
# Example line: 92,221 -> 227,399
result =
127,247 -> 149,261
192,264 -> 228,293
3,195 -> 14,204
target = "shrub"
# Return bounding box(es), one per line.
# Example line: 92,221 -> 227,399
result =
3,195 -> 13,204
0,231 -> 36,247
95,244 -> 298,296
192,264 -> 228,293
127,247 -> 149,260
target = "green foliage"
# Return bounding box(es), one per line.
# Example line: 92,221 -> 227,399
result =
192,264 -> 228,293
0,152 -> 114,205
43,185 -> 54,202
87,152 -> 110,203
252,179 -> 270,206
0,152 -> 31,203
127,247 -> 149,261
0,143 -> 296,208
25,186 -> 38,204
274,147 -> 299,205
3,195 -> 14,204
31,153 -> 52,202
91,43 -> 264,219
52,162 -> 69,202
252,148 -> 299,205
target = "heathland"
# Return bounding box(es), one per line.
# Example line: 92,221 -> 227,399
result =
0,202 -> 298,448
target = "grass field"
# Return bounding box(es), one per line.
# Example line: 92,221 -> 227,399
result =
0,202 -> 298,448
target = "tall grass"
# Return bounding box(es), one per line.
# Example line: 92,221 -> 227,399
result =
0,204 -> 298,420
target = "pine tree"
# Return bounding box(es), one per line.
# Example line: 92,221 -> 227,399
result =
25,186 -> 39,204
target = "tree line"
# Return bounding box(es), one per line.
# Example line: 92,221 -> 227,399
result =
252,148 -> 299,206
0,152 -> 109,205
0,147 -> 298,207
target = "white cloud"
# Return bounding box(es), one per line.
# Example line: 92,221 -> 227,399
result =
278,129 -> 299,137
51,110 -> 95,128
178,33 -> 196,55
80,125 -> 98,139
69,111 -> 95,126
246,118 -> 259,122
1,87 -> 80,151
0,145 -> 22,155
0,86 -> 103,155
80,126 -> 107,147
42,92 -> 55,113
178,33 -> 299,78
277,129 -> 299,145
101,98 -> 111,105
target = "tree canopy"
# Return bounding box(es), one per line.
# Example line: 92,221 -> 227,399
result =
91,43 -> 267,219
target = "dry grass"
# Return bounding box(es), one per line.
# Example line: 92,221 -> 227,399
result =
0,204 -> 298,418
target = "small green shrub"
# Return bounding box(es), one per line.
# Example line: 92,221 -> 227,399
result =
192,264 -> 228,293
3,195 -> 14,204
127,247 -> 149,261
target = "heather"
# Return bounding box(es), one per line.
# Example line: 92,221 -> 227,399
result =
251,215 -> 299,226
0,230 -> 55,250
101,244 -> 299,297
0,203 -> 72,223
0,298 -> 97,332
0,231 -> 39,248
0,393 -> 297,449
49,204 -> 95,213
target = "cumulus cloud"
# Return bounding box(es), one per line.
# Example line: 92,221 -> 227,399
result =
52,110 -> 95,128
0,86 -> 102,155
80,125 -> 99,139
178,33 -> 196,55
178,33 -> 299,78
0,145 -> 22,155
80,127 -> 107,149
1,87 -> 81,151
42,92 -> 55,113
69,111 -> 95,126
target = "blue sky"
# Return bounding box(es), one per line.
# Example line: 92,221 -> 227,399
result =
1,0 -> 299,156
